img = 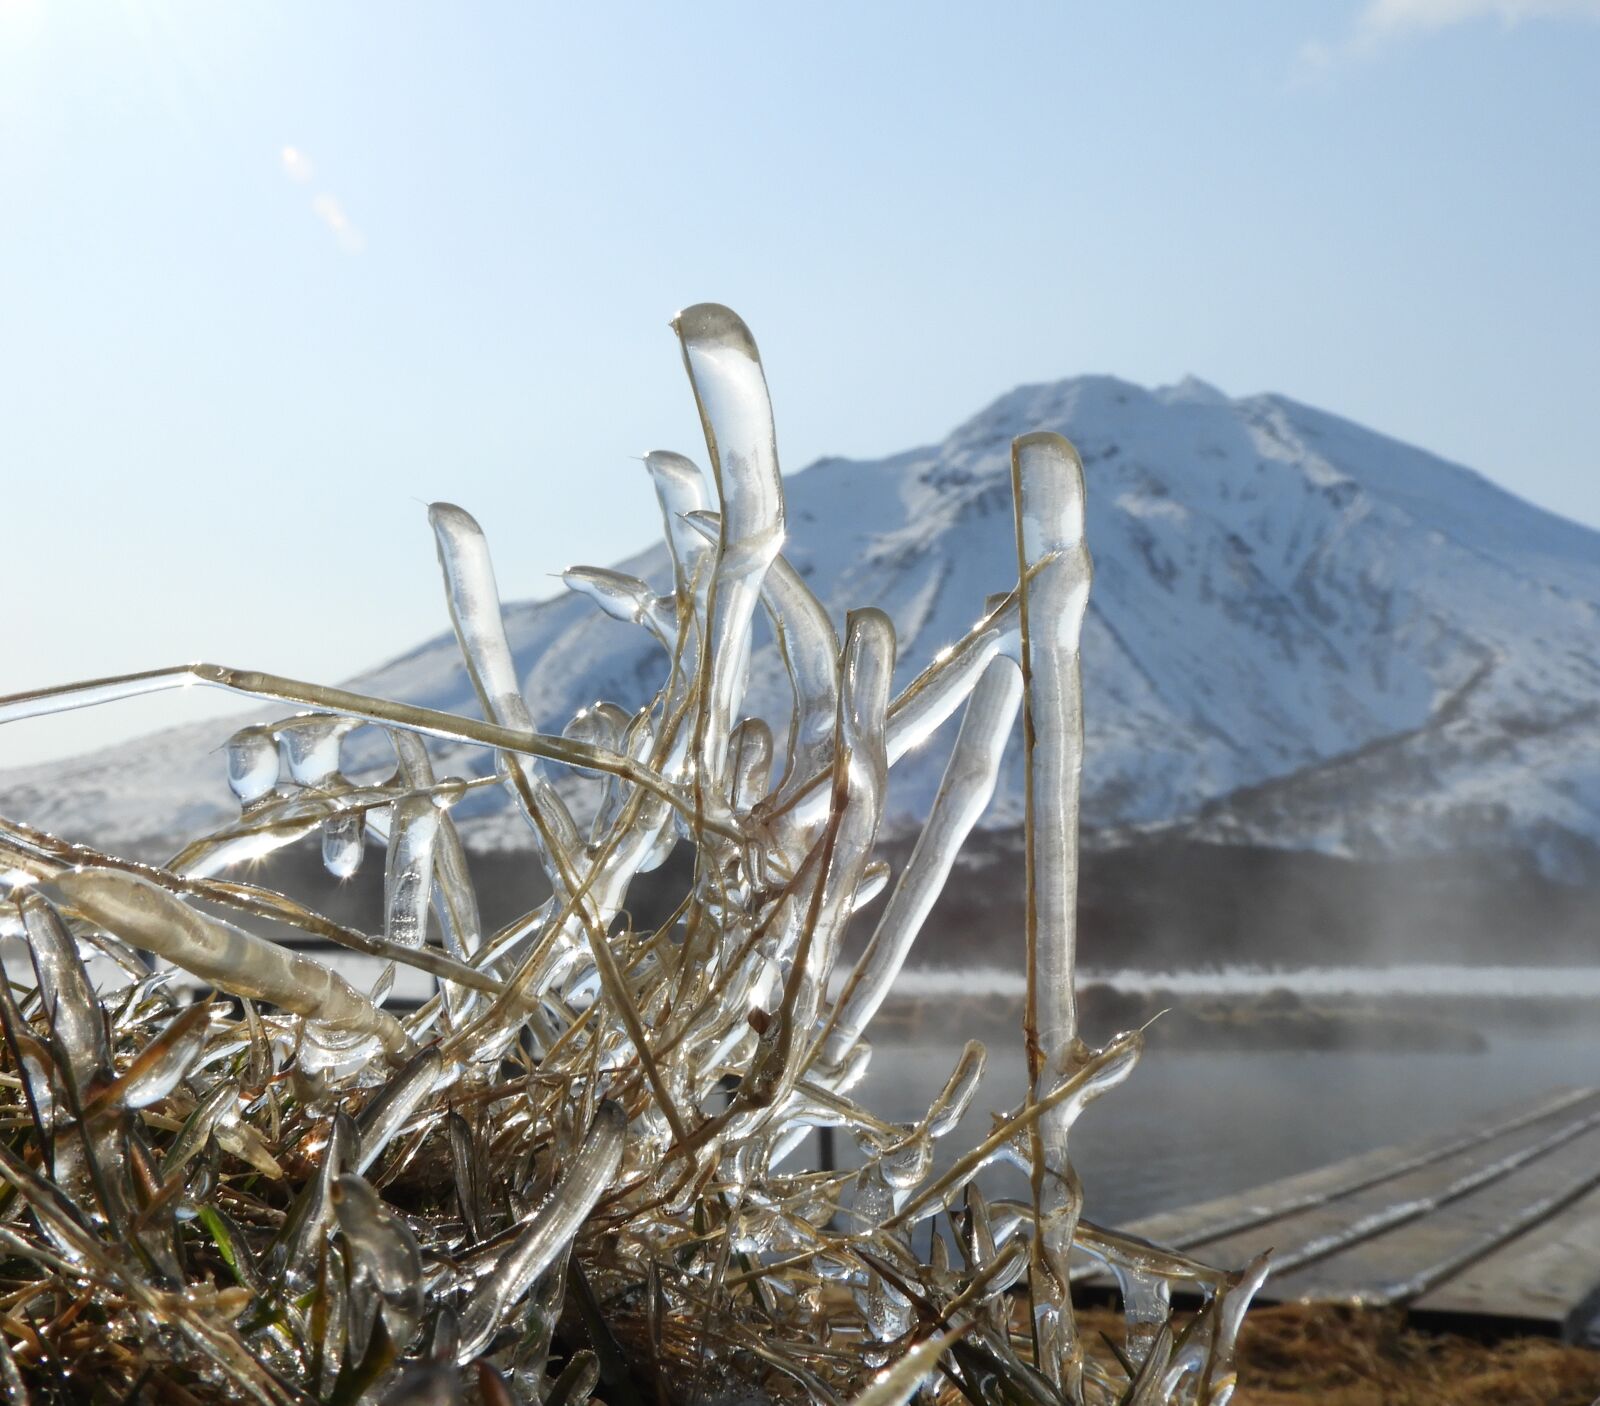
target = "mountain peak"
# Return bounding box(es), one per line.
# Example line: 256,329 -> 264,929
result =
4,375 -> 1598,885
1157,375 -> 1231,407
947,374 -> 1149,448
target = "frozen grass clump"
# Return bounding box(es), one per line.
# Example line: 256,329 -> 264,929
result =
0,305 -> 1266,1405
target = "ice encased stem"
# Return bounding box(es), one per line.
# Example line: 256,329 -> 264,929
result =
384,794 -> 442,951
456,1100 -> 626,1363
1012,432 -> 1091,1070
1012,431 -> 1093,1390
672,303 -> 786,783
823,656 -> 1022,1067
55,869 -> 412,1062
429,502 -> 583,873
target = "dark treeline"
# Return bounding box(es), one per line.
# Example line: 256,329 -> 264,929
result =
245,828 -> 1598,973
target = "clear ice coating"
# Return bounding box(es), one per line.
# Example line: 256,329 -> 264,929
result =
0,304 -> 1267,1405
1011,431 -> 1096,1390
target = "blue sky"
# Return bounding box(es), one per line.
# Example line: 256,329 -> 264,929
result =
3,1 -> 1597,765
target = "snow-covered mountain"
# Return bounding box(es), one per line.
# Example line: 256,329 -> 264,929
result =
6,375 -> 1600,882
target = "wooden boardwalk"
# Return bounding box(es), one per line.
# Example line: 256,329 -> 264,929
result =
1079,1087 -> 1600,1342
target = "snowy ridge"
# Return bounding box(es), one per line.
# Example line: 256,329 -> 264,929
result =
5,375 -> 1600,880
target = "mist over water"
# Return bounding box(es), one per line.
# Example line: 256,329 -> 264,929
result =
880,963 -> 1600,1001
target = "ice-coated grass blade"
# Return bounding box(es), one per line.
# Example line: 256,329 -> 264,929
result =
355,1047 -> 443,1174
54,869 -> 413,1061
456,1099 -> 625,1363
844,1327 -> 967,1406
0,664 -> 733,838
0,814 -> 502,995
673,302 -> 786,780
385,794 -> 443,952
429,502 -> 584,869
644,449 -> 710,603
22,893 -> 112,1091
1010,431 -> 1094,1390
388,728 -> 484,1028
683,508 -> 840,801
821,656 -> 1022,1066
1011,433 -> 1091,1077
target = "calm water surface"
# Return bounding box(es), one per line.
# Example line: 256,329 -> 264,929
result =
840,1025 -> 1600,1227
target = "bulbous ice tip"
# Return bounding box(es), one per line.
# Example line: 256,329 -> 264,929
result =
846,605 -> 896,643
1011,431 -> 1088,550
843,607 -> 898,713
1012,432 -> 1086,489
671,302 -> 761,361
428,501 -> 482,534
643,450 -> 703,490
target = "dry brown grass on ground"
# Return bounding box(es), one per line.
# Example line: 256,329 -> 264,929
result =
1234,1303 -> 1600,1406
1078,1303 -> 1600,1406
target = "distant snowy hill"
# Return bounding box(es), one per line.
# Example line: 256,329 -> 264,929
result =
6,374 -> 1600,883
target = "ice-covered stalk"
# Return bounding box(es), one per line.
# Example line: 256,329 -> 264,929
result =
0,664 -> 721,834
456,1100 -> 626,1363
672,303 -> 786,783
775,623 -> 1006,837
888,625 -> 1007,766
682,509 -> 840,806
1200,1252 -> 1272,1404
384,793 -> 443,951
429,502 -> 584,872
822,655 -> 1022,1068
390,728 -> 482,968
561,567 -> 676,649
739,609 -> 894,1121
808,607 -> 895,975
1012,432 -> 1092,1068
355,1047 -> 444,1173
21,894 -> 112,1092
1010,431 -> 1093,1390
643,449 -> 711,613
54,869 -> 413,1061
332,1173 -> 425,1312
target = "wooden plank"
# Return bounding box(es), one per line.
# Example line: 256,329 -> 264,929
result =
1160,1092 -> 1600,1284
1266,1123 -> 1600,1309
1413,1181 -> 1600,1336
1118,1086 -> 1596,1253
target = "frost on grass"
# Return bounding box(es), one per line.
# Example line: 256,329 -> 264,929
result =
0,305 -> 1266,1405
